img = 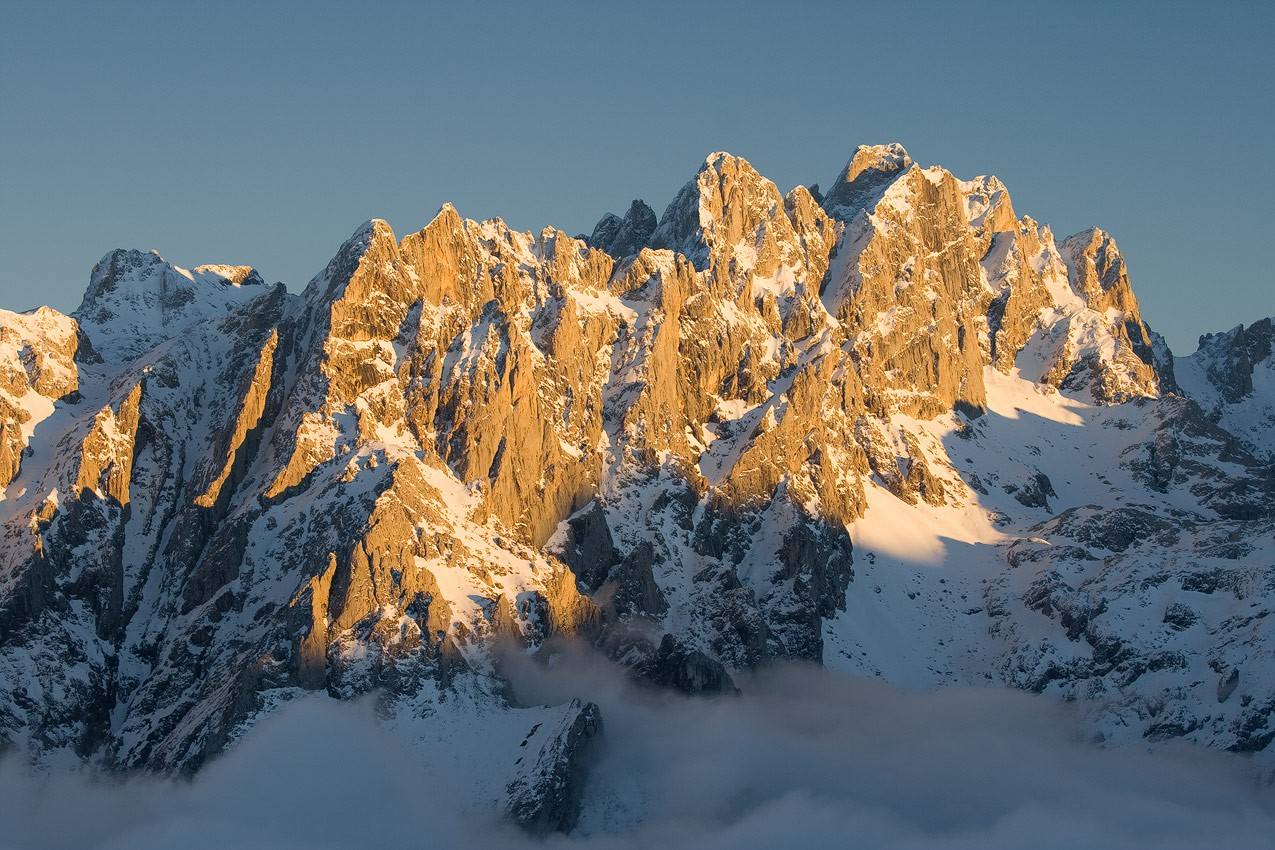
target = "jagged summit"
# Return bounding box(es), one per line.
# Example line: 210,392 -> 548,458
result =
1,142 -> 1272,833
1060,226 -> 1141,314
647,151 -> 768,264
585,199 -> 656,259
1175,316 -> 1275,460
845,142 -> 912,182
79,249 -> 264,310
75,248 -> 269,363
823,142 -> 913,217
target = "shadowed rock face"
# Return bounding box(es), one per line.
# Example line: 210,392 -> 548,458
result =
504,698 -> 603,835
1174,317 -> 1274,462
1,143 -> 1273,826
641,634 -> 739,696
1198,318 -> 1273,404
586,200 -> 656,259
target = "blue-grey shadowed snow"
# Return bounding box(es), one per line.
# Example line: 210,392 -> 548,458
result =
1,1 -> 1272,354
2,649 -> 1272,850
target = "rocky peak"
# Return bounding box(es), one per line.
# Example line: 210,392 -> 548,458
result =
822,142 -> 913,219
585,199 -> 656,259
1190,318 -> 1274,404
301,218 -> 399,305
822,162 -> 989,417
846,142 -> 912,182
960,175 -> 1019,249
1175,317 -> 1275,460
1036,226 -> 1169,403
75,248 -> 269,363
192,264 -> 264,287
0,305 -> 81,489
647,152 -> 837,313
649,151 -> 776,266
1060,227 -> 1140,315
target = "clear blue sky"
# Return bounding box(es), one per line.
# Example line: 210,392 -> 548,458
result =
2,0 -> 1271,353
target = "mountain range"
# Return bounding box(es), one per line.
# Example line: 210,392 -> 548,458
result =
1,143 -> 1271,833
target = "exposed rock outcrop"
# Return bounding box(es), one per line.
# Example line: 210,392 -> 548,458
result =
504,698 -> 602,835
586,199 -> 657,259
0,306 -> 80,488
1175,317 -> 1275,461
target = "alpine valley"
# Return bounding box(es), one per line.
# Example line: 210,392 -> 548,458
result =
2,144 -> 1273,835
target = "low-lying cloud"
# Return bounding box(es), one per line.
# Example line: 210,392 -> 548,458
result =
3,645 -> 1272,850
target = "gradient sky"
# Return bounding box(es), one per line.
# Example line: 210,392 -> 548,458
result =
1,0 -> 1271,353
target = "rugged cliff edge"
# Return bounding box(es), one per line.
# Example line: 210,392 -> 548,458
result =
1,144 -> 1272,830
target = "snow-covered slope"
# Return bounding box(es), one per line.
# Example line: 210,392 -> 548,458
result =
826,367 -> 1274,756
1,143 -> 1271,833
75,249 -> 270,364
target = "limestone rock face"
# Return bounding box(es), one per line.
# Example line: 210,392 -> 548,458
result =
823,163 -> 990,418
1060,227 -> 1140,315
1046,228 -> 1164,403
264,211 -> 617,547
74,382 -> 143,506
823,142 -> 913,217
0,306 -> 80,488
2,141 -> 1273,811
962,176 -> 1056,372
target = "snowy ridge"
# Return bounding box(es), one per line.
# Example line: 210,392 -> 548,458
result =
75,249 -> 269,364
1174,317 -> 1275,461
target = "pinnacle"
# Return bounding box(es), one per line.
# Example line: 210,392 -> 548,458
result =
845,143 -> 912,182
822,142 -> 914,219
585,198 -> 656,258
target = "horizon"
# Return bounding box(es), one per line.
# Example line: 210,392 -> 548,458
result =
3,1 -> 1272,353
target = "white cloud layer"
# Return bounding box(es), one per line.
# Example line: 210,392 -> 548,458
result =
3,648 -> 1272,850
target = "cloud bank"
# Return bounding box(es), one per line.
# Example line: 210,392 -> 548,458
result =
2,649 -> 1272,850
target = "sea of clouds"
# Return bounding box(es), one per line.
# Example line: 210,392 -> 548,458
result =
3,645 -> 1272,849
